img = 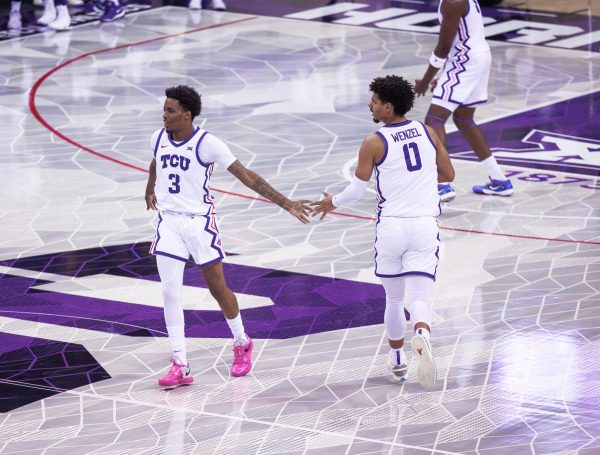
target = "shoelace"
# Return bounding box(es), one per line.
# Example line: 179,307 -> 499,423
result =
233,345 -> 248,363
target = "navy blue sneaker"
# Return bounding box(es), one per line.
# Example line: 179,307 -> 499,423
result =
84,0 -> 106,14
100,3 -> 125,22
472,178 -> 514,196
438,183 -> 456,202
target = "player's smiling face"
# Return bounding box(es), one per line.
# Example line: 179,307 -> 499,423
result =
368,92 -> 390,124
163,98 -> 190,134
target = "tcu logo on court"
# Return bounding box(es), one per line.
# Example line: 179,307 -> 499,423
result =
491,130 -> 600,176
160,154 -> 190,171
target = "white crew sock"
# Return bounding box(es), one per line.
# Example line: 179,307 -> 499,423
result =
415,327 -> 430,340
481,155 -> 507,181
226,313 -> 247,343
389,348 -> 406,366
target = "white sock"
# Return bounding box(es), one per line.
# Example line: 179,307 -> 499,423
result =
415,327 -> 430,339
167,324 -> 187,365
389,348 -> 406,366
481,155 -> 506,181
11,2 -> 21,13
226,313 -> 247,343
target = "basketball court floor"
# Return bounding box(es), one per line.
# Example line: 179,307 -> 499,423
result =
1,2 -> 599,454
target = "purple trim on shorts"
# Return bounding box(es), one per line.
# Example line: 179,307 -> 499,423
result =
203,211 -> 225,259
375,271 -> 436,281
462,99 -> 488,106
197,254 -> 224,268
374,131 -> 388,166
373,216 -> 381,276
433,232 -> 440,276
168,126 -> 199,148
149,212 -> 163,254
439,17 -> 471,104
195,131 -> 210,167
153,128 -> 165,158
153,250 -> 191,263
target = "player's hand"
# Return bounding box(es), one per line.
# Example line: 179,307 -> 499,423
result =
145,192 -> 157,210
310,192 -> 336,221
414,79 -> 429,97
430,79 -> 438,92
287,199 -> 312,224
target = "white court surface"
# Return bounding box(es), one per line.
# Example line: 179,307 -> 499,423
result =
0,7 -> 599,455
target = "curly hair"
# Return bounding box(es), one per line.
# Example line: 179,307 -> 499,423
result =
165,85 -> 202,119
369,75 -> 415,117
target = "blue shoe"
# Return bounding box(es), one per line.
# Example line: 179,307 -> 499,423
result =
84,0 -> 106,14
472,178 -> 514,196
438,183 -> 456,202
100,3 -> 125,22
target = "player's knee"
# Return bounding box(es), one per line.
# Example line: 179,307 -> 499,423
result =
452,113 -> 475,130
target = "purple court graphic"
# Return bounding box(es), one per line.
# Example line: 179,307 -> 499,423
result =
0,334 -> 110,413
0,243 -> 390,339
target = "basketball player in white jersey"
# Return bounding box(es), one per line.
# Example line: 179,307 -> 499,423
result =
145,85 -> 311,387
414,0 -> 513,201
312,76 -> 454,388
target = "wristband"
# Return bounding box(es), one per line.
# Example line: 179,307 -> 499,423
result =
429,52 -> 447,69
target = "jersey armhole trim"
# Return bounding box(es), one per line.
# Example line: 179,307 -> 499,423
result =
153,128 -> 165,159
374,131 -> 388,167
195,131 -> 210,168
421,123 -> 437,150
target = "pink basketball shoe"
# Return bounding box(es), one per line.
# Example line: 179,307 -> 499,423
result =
231,337 -> 253,377
158,360 -> 193,387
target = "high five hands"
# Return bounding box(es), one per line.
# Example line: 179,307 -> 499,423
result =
287,192 -> 336,223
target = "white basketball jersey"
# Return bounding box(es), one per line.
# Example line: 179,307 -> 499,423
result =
438,0 -> 490,59
151,126 -> 237,215
374,120 -> 440,218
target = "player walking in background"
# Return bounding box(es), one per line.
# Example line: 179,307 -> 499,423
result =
414,0 -> 513,201
145,85 -> 310,387
312,76 -> 454,388
37,0 -> 71,30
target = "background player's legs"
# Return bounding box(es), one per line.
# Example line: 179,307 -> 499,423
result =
403,275 -> 437,388
9,1 -> 22,29
381,277 -> 408,382
425,104 -> 455,201
156,255 -> 188,365
453,107 -> 513,195
424,103 -> 452,147
201,260 -> 253,377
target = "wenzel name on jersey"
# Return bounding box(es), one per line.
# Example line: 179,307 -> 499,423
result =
391,128 -> 423,143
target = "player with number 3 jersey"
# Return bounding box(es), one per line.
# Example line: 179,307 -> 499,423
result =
145,85 -> 311,387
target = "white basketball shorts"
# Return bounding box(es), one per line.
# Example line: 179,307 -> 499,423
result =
374,216 -> 439,280
149,209 -> 225,266
431,50 -> 491,112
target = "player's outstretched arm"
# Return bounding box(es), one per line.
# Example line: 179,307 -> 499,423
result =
145,159 -> 158,210
311,134 -> 378,220
227,160 -> 311,224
